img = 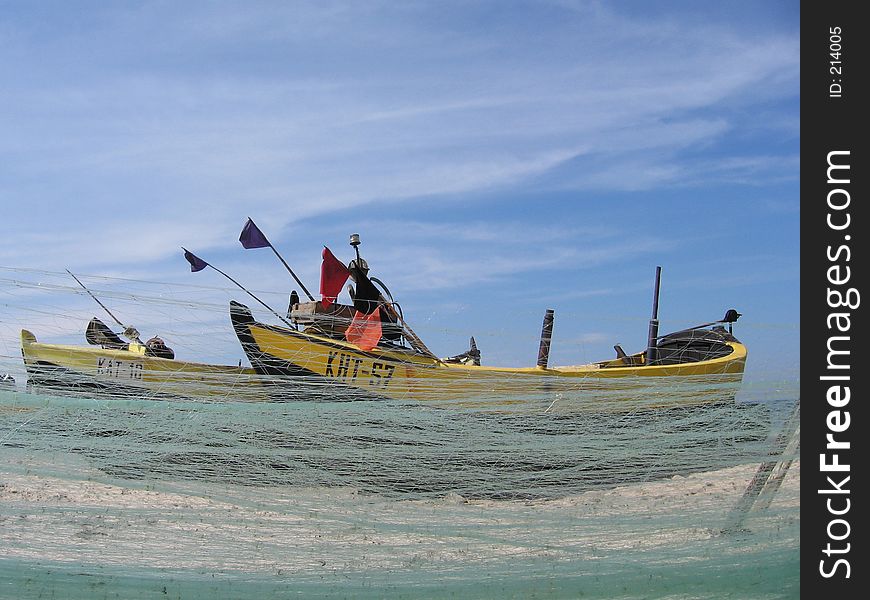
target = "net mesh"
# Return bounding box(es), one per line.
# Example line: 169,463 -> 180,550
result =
0,267 -> 799,598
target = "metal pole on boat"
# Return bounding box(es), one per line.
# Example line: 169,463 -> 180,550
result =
269,246 -> 315,301
349,233 -> 362,267
537,309 -> 555,369
208,265 -> 296,330
645,266 -> 662,366
66,269 -> 143,344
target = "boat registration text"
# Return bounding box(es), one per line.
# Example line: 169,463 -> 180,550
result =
325,351 -> 395,387
96,357 -> 144,380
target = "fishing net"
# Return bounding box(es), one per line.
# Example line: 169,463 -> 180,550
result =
0,267 -> 799,598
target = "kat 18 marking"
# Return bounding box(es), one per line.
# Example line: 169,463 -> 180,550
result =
325,351 -> 395,387
97,356 -> 144,380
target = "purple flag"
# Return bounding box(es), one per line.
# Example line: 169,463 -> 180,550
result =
239,217 -> 270,249
182,248 -> 209,272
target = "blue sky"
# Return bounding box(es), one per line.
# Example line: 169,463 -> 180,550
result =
0,1 -> 799,384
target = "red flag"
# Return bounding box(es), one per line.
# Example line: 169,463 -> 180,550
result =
345,307 -> 382,351
320,247 -> 350,309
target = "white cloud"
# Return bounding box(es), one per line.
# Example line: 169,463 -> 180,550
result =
1,3 -> 798,230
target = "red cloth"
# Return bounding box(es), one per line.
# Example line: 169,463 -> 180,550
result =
346,307 -> 382,351
320,247 -> 350,309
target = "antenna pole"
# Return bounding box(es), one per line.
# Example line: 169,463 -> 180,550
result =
347,233 -> 439,361
349,233 -> 362,268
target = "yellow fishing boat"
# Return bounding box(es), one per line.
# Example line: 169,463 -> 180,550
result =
227,234 -> 747,406
230,300 -> 746,406
21,317 -> 263,401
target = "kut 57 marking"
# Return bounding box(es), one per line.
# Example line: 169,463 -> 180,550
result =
325,351 -> 396,388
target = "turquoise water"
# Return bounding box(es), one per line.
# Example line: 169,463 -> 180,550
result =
1,547 -> 800,599
1,385 -> 799,599
2,387 -> 774,498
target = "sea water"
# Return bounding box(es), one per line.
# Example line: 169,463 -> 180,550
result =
0,382 -> 798,599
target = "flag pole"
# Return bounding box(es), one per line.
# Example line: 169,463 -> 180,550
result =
267,245 -> 315,301
182,248 -> 295,329
240,217 -> 315,301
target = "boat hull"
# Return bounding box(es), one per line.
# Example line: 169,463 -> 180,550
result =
230,302 -> 747,406
20,330 -> 265,401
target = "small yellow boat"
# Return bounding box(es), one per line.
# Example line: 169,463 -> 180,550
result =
21,318 -> 263,401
